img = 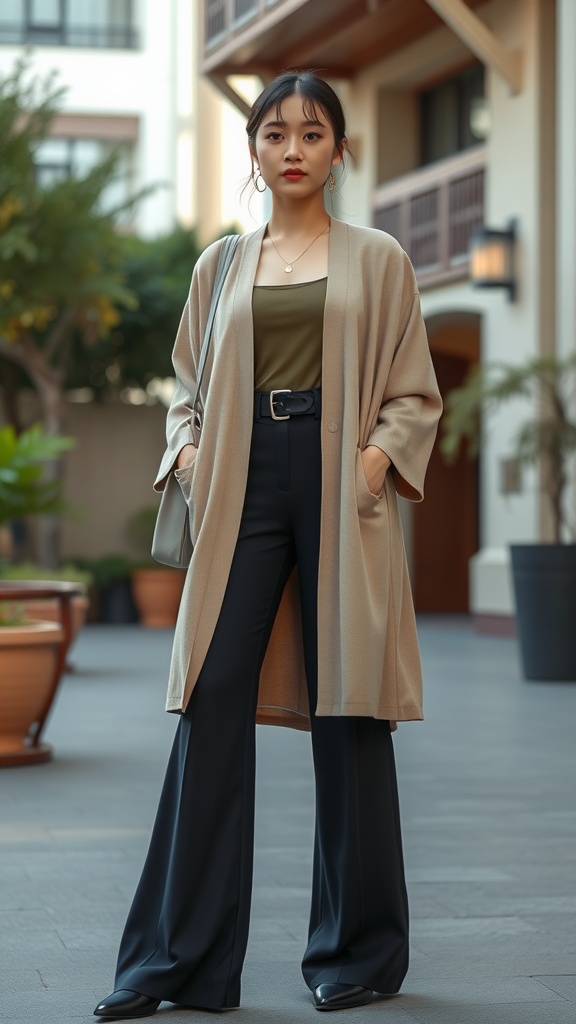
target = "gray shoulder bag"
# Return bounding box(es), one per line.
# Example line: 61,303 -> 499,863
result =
151,234 -> 240,568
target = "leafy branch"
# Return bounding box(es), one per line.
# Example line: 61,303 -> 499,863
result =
0,424 -> 75,527
441,353 -> 576,542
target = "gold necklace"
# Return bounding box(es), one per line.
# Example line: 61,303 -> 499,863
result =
267,222 -> 330,273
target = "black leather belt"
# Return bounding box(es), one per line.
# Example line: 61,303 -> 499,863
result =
254,388 -> 322,421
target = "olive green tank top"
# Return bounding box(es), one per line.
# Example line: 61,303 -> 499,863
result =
252,277 -> 327,392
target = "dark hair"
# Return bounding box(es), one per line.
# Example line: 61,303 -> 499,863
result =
246,70 -> 347,153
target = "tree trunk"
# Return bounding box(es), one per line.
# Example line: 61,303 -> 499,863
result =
36,384 -> 67,570
0,361 -> 24,432
19,332 -> 69,569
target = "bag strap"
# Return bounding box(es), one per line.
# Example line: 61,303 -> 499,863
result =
192,233 -> 241,432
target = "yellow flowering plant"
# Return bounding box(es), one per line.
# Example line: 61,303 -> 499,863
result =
0,57 -> 140,421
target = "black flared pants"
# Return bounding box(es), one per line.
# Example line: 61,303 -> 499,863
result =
114,411 -> 409,1009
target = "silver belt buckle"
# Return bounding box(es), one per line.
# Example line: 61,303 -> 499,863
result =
270,389 -> 291,421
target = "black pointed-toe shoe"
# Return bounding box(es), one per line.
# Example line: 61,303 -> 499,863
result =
313,983 -> 373,1011
94,989 -> 161,1019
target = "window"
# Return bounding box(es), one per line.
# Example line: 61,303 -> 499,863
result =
0,0 -> 138,48
205,0 -> 226,42
234,0 -> 258,21
420,65 -> 488,166
34,137 -> 135,220
27,0 -> 62,43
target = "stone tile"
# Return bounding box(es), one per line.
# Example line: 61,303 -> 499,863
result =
521,914 -> 576,940
241,962 -> 417,1022
402,977 -> 563,1004
2,990 -> 106,1021
1,970 -> 47,995
411,917 -> 536,938
424,890 -> 576,919
410,930 -> 570,961
533,975 -> 576,1001
246,919 -> 303,941
405,952 -> 576,982
399,1000 -> 576,1024
0,909 -> 60,931
55,928 -> 118,951
406,867 -> 514,882
244,940 -> 304,962
0,930 -> 66,954
1,620 -> 575,1024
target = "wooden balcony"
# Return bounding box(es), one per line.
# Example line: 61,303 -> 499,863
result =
373,147 -> 486,289
202,0 -> 487,78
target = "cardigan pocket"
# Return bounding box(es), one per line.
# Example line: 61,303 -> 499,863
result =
355,447 -> 384,515
174,447 -> 198,500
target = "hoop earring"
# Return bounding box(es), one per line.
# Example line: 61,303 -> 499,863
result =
254,170 -> 266,193
327,172 -> 336,193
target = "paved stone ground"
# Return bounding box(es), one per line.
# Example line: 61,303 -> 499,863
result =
1,618 -> 575,1024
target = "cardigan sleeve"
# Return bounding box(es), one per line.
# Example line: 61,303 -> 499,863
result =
152,267 -> 202,493
152,236 -> 232,492
367,290 -> 442,502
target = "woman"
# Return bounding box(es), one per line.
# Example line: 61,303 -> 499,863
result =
95,71 -> 442,1019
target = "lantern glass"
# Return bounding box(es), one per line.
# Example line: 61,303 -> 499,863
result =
469,222 -> 516,299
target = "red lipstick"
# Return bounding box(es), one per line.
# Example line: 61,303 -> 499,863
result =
282,169 -> 306,179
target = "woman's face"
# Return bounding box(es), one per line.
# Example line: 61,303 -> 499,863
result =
251,92 -> 342,199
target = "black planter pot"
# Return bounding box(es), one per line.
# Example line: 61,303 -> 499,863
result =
510,544 -> 576,681
99,578 -> 139,624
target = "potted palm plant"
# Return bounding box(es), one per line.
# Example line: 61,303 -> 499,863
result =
441,352 -> 576,680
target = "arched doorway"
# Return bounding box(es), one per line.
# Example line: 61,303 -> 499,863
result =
412,312 -> 481,613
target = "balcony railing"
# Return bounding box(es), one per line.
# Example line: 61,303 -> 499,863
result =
0,22 -> 139,49
205,0 -> 283,47
373,147 -> 486,288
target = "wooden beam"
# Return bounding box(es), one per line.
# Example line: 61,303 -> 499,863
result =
208,74 -> 252,119
424,0 -> 523,93
279,2 -> 378,69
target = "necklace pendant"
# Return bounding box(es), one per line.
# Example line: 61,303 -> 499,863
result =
285,265 -> 293,273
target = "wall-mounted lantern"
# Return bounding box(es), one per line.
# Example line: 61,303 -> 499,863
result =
469,219 -> 517,301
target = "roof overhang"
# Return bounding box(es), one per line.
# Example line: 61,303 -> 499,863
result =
201,0 -> 523,116
203,0 -> 489,78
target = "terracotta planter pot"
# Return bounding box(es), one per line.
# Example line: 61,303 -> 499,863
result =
0,621 -> 63,766
18,594 -> 89,650
131,568 -> 185,628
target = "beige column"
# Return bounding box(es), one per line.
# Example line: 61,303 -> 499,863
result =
556,0 -> 576,539
190,3 -> 223,244
557,0 -> 576,360
195,79 -> 223,245
534,0 -> 557,539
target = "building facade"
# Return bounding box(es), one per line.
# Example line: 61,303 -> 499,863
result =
0,0 -> 255,241
200,0 -> 575,630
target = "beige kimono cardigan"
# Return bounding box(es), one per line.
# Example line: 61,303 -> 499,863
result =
154,217 -> 442,729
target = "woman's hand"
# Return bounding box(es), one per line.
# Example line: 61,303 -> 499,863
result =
360,445 -> 391,496
176,443 -> 197,471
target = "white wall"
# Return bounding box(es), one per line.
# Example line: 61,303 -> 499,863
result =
60,400 -> 168,560
464,0 -> 558,608
338,0 -> 559,616
4,393 -> 168,560
0,0 -> 183,235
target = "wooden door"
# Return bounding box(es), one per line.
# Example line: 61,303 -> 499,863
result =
412,350 -> 479,613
